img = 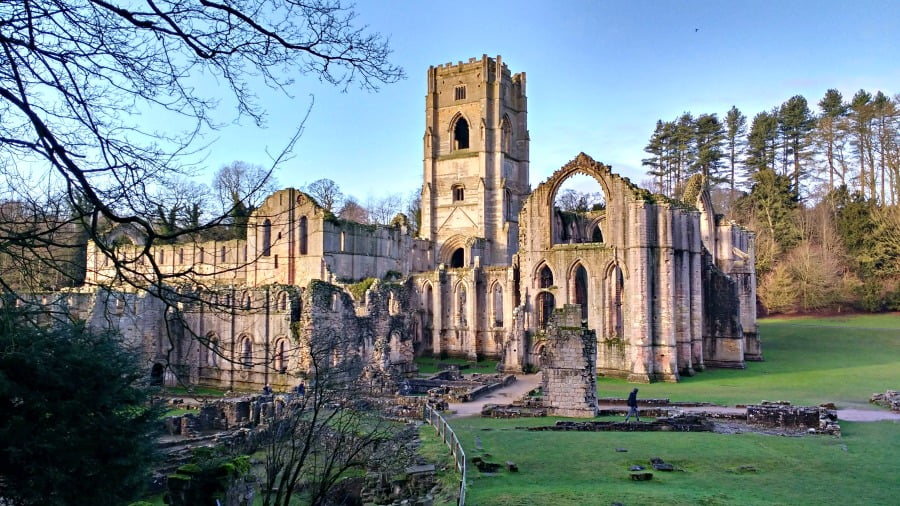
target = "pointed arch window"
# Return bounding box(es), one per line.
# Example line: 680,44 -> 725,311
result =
539,265 -> 554,289
573,264 -> 589,321
299,216 -> 308,255
261,219 -> 272,256
241,336 -> 253,369
492,284 -> 504,327
501,116 -> 512,153
453,116 -> 470,150
450,248 -> 465,268
274,338 -> 287,373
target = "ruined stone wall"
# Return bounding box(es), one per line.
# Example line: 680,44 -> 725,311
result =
701,252 -> 745,368
540,305 -> 598,417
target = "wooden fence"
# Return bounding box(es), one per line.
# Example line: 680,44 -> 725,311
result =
423,404 -> 467,505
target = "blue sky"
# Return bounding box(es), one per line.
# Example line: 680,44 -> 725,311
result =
193,0 -> 899,202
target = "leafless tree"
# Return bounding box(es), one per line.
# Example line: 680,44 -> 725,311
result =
337,196 -> 369,223
303,178 -> 344,213
366,193 -> 403,225
260,327 -> 415,506
0,0 -> 403,300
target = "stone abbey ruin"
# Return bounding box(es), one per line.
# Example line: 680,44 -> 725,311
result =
44,55 -> 760,391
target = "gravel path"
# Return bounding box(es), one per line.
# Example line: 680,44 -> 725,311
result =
445,374 -> 900,422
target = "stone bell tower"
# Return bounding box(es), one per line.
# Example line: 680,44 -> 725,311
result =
420,55 -> 529,267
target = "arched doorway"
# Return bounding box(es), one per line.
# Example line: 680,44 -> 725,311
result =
150,363 -> 164,386
450,248 -> 464,268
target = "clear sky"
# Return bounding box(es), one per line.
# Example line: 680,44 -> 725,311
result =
193,0 -> 899,202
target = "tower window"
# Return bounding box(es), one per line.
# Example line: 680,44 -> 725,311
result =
453,117 -> 469,150
454,85 -> 466,100
452,185 -> 465,202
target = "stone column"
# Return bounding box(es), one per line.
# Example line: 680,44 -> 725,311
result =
626,202 -> 652,383
432,270 -> 443,358
689,216 -> 705,371
465,270 -> 478,360
655,205 -> 678,382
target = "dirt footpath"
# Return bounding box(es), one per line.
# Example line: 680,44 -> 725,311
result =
445,374 -> 900,422
447,373 -> 543,418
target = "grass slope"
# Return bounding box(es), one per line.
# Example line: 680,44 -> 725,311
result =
597,313 -> 900,407
448,314 -> 900,505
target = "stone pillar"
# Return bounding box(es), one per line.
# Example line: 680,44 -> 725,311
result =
626,202 -> 652,383
655,205 -> 679,382
689,216 -> 705,371
541,305 -> 598,417
465,271 -> 478,360
432,270 -> 443,358
674,213 -> 694,376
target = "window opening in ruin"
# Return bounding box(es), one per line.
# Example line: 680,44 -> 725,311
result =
299,216 -> 308,255
454,85 -> 466,100
552,173 -> 607,245
606,265 -> 624,338
592,225 -> 604,243
274,254 -> 279,269
453,117 -> 469,150
274,339 -> 287,373
261,219 -> 272,256
199,247 -> 204,263
179,248 -> 184,264
536,292 -> 555,330
493,284 -> 503,327
501,116 -> 512,153
456,284 -> 467,327
505,189 -> 514,221
539,265 -> 553,288
207,335 -> 218,367
573,264 -> 589,321
278,292 -> 288,311
159,250 -> 164,263
220,246 -> 226,262
450,248 -> 464,268
452,185 -> 465,202
241,337 -> 252,369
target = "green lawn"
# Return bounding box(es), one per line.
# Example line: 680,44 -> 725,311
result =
597,313 -> 900,407
444,314 -> 900,505
415,356 -> 500,376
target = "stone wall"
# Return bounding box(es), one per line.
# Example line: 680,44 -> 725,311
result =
540,305 -> 598,417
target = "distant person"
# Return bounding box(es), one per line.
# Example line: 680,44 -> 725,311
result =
296,382 -> 305,396
624,387 -> 641,422
263,384 -> 272,395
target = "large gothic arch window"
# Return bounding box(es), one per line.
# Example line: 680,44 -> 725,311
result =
453,116 -> 470,150
538,265 -> 554,289
552,172 -> 607,245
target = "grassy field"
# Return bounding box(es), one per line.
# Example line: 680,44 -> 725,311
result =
445,314 -> 900,505
596,313 -> 900,407
415,356 -> 500,376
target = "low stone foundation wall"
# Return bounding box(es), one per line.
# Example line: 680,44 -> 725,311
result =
870,390 -> 900,412
746,401 -> 840,436
528,415 -> 715,432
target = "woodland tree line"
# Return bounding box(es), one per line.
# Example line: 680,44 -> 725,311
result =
642,89 -> 900,314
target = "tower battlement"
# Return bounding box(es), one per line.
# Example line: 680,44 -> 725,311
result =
427,54 -> 524,95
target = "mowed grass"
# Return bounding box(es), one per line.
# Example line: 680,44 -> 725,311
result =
444,314 -> 900,505
596,313 -> 900,407
451,417 -> 899,505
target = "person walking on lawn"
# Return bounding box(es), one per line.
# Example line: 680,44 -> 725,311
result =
625,387 -> 641,422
